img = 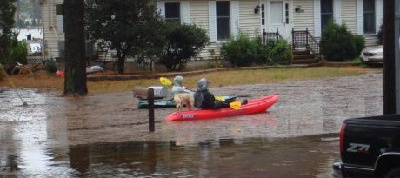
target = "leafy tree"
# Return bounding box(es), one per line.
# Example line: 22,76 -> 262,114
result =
0,0 -> 17,64
85,0 -> 165,74
160,23 -> 208,71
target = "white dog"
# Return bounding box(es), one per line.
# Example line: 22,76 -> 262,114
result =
173,93 -> 195,112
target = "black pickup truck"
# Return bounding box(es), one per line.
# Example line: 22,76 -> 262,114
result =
333,115 -> 400,178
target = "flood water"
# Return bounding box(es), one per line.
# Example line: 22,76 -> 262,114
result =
0,70 -> 383,177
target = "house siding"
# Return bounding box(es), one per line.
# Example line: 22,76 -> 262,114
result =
190,1 -> 211,60
190,1 -> 209,30
238,1 -> 260,38
293,0 -> 315,35
42,0 -> 64,60
341,0 -> 357,34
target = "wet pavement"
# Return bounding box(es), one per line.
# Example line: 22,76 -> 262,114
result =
0,70 -> 383,177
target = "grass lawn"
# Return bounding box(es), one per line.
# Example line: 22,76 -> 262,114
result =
0,66 -> 380,94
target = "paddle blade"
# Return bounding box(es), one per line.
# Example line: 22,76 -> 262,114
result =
159,77 -> 172,87
230,101 -> 241,110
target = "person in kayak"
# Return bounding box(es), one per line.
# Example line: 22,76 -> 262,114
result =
194,78 -> 247,109
171,75 -> 193,96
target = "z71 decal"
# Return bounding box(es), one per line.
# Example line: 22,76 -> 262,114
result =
346,142 -> 370,154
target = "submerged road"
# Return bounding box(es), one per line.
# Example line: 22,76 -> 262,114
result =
0,69 -> 383,177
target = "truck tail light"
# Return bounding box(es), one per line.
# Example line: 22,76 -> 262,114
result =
339,123 -> 346,152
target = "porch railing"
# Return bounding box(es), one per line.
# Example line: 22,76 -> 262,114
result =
262,29 -> 283,45
291,28 -> 320,55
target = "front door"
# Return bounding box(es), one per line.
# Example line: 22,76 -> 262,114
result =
265,0 -> 292,40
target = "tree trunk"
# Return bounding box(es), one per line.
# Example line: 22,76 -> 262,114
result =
116,50 -> 125,74
116,58 -> 125,74
63,0 -> 88,95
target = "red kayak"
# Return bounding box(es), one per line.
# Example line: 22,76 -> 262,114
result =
165,94 -> 279,121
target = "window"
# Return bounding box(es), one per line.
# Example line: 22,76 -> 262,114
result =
217,1 -> 230,40
270,2 -> 283,24
285,3 -> 289,24
165,2 -> 180,23
261,4 -> 265,25
363,0 -> 376,34
56,4 -> 63,15
321,0 -> 333,30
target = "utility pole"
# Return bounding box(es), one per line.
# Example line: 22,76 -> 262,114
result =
383,0 -> 397,114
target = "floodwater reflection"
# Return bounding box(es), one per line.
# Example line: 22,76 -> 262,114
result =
66,137 -> 338,178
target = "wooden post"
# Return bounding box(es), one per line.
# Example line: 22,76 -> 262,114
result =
291,28 -> 295,50
262,28 -> 266,45
306,28 -> 309,48
148,88 -> 155,132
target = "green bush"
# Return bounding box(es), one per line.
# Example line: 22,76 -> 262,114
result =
7,41 -> 28,64
221,34 -> 292,66
208,49 -> 223,68
44,60 -> 57,74
268,40 -> 292,65
0,34 -> 27,65
320,22 -> 365,61
160,23 -> 209,71
353,35 -> 365,56
221,34 -> 264,67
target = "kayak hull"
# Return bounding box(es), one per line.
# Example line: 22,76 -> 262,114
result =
165,94 -> 279,121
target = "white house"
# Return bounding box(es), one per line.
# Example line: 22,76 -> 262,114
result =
40,0 -> 64,60
41,0 -> 383,60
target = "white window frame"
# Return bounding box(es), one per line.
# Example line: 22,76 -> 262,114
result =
363,0 -> 376,34
216,1 -> 231,40
164,2 -> 181,22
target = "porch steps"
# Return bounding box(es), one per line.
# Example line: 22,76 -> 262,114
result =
292,50 -> 319,64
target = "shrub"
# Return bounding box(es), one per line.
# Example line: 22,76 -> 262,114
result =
221,34 -> 292,66
44,60 -> 57,74
0,35 -> 28,65
221,34 -> 263,67
7,41 -> 28,64
320,22 -> 365,61
208,49 -> 223,68
160,23 -> 209,71
268,40 -> 292,65
353,35 -> 365,56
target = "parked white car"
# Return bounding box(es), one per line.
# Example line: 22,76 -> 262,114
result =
361,45 -> 383,64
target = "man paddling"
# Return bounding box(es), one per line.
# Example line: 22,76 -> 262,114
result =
194,78 -> 247,109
